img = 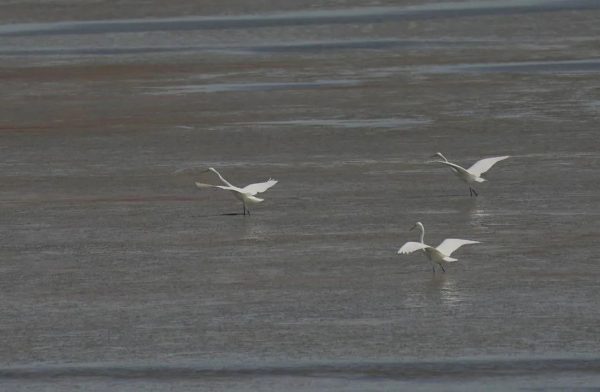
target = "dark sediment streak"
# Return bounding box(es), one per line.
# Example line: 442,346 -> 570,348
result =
0,39 -> 487,57
0,0 -> 598,37
1,358 -> 598,381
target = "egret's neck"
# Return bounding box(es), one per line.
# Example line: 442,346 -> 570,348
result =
418,226 -> 425,243
211,169 -> 234,187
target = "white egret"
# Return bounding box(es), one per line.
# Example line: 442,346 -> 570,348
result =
195,167 -> 277,215
397,222 -> 479,273
432,152 -> 509,197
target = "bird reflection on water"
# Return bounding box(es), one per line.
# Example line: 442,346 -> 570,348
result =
458,197 -> 492,233
427,274 -> 465,309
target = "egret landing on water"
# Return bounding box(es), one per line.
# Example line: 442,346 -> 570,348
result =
432,152 -> 509,197
195,167 -> 278,215
397,222 -> 480,274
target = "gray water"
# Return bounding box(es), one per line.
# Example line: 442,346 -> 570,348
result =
1,0 -> 600,390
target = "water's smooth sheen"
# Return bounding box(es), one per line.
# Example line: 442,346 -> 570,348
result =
1,0 -> 599,390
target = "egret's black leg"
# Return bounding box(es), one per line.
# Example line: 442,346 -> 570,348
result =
247,208 -> 251,216
432,265 -> 436,274
472,188 -> 478,197
441,265 -> 446,273
243,204 -> 246,215
469,188 -> 473,197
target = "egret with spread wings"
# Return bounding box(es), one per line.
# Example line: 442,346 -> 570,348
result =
432,152 -> 509,196
195,167 -> 278,215
397,222 -> 479,273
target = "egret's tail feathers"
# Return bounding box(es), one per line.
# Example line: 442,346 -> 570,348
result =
475,177 -> 486,183
246,195 -> 264,203
443,257 -> 458,262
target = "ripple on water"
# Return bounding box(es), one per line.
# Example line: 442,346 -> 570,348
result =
420,58 -> 600,74
248,118 -> 431,129
144,80 -> 361,95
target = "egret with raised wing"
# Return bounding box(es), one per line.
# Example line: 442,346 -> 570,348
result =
432,152 -> 509,196
397,222 -> 479,273
195,167 -> 278,215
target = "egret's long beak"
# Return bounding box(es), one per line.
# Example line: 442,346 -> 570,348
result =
409,224 -> 417,231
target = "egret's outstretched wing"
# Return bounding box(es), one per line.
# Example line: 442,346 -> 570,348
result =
397,242 -> 430,255
436,239 -> 480,256
195,182 -> 235,191
435,160 -> 470,176
241,179 -> 278,195
467,156 -> 509,176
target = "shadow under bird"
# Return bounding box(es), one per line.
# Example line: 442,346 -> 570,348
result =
195,167 -> 278,215
397,222 -> 480,273
432,152 -> 509,196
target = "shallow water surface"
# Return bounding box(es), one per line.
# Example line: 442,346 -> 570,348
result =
0,0 -> 599,390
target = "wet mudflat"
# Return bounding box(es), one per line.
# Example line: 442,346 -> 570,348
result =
0,0 -> 599,390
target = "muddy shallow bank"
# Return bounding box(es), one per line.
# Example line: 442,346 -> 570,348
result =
1,0 -> 599,390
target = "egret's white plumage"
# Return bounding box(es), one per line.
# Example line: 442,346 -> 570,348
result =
397,222 -> 479,273
195,167 -> 277,215
241,180 -> 279,195
435,238 -> 480,257
432,152 -> 509,196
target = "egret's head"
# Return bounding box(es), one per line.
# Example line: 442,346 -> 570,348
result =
203,167 -> 216,173
410,222 -> 424,231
